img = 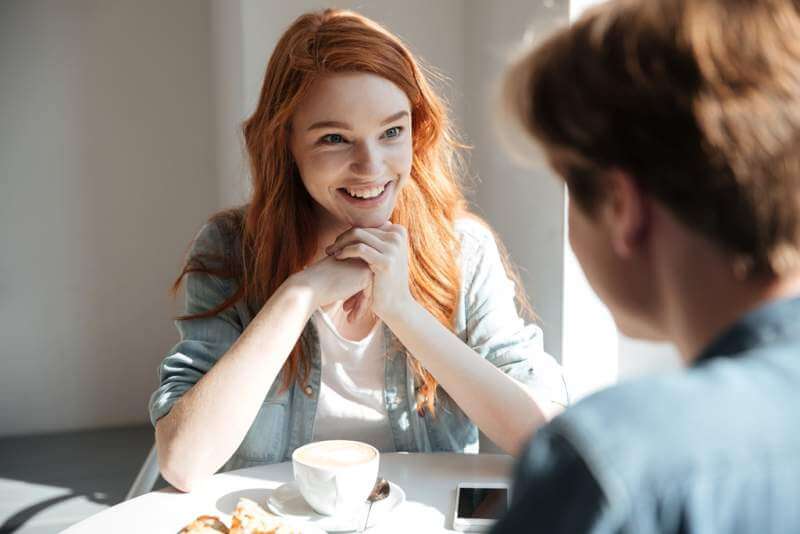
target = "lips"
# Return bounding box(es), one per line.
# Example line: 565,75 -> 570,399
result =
342,182 -> 387,199
336,180 -> 394,208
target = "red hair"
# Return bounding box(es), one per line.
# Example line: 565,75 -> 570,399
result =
175,9 -> 520,414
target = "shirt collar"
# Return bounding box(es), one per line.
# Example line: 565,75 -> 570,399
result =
694,295 -> 800,365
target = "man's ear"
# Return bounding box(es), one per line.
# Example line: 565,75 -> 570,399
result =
603,168 -> 650,258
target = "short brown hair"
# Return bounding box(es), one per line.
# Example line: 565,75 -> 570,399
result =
504,0 -> 800,277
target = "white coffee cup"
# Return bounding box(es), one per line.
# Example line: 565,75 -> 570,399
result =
292,440 -> 380,517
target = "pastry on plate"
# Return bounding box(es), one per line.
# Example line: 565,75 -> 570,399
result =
178,514 -> 229,533
179,498 -> 299,534
230,498 -> 299,534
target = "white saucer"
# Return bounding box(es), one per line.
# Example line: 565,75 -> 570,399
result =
267,480 -> 405,532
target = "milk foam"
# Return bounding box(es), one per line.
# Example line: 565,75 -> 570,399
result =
295,440 -> 376,469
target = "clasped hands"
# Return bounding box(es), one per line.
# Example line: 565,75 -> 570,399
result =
296,223 -> 414,323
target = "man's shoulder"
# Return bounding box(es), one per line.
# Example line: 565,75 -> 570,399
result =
548,353 -> 800,499
550,372 -> 706,485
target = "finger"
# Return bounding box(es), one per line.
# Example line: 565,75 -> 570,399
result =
378,224 -> 407,247
327,227 -> 392,256
384,223 -> 407,237
326,227 -> 393,256
335,243 -> 388,271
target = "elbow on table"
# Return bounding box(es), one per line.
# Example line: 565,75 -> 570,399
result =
158,452 -> 211,493
155,422 -> 213,493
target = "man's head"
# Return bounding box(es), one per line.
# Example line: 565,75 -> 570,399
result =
503,0 -> 800,338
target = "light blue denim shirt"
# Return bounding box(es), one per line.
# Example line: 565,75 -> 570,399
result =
493,296 -> 800,534
149,217 -> 568,471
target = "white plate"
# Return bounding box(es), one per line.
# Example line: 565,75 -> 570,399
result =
267,480 -> 405,532
181,511 -> 326,534
283,519 -> 329,534
274,518 -> 328,534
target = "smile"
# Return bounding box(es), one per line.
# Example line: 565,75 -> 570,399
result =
337,181 -> 393,207
343,182 -> 387,199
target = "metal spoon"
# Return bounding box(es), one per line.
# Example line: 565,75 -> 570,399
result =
360,477 -> 390,532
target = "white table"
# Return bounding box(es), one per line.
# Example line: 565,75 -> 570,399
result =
64,452 -> 515,533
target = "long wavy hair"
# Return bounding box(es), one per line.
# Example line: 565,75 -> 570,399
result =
174,9 -> 529,415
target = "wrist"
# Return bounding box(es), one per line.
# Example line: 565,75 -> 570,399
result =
381,292 -> 420,328
279,273 -> 319,317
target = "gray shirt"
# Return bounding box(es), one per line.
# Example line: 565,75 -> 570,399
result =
493,296 -> 800,534
149,217 -> 568,471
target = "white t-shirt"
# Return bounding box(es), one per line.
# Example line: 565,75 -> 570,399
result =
310,308 -> 396,452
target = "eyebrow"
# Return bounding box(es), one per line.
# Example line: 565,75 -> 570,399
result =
306,110 -> 409,131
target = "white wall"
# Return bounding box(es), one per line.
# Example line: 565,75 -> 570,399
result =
463,0 -> 569,362
210,0 -> 248,210
0,0 -> 218,436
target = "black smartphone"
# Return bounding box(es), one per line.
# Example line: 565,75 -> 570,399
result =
453,482 -> 510,532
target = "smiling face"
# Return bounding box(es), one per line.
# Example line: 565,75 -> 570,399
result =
289,73 -> 413,238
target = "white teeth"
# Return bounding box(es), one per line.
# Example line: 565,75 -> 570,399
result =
345,183 -> 386,199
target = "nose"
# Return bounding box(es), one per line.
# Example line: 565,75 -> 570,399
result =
350,140 -> 383,178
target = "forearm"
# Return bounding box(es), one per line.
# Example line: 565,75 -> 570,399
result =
156,279 -> 316,491
383,300 -> 551,457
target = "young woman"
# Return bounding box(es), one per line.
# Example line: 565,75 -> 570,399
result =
150,8 -> 567,492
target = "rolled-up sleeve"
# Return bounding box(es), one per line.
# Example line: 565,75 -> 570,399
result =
460,219 -> 569,409
148,223 -> 243,426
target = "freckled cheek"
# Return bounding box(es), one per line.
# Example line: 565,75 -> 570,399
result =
385,142 -> 413,181
303,151 -> 351,189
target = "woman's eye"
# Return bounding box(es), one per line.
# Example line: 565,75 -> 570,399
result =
320,133 -> 346,145
383,126 -> 403,139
